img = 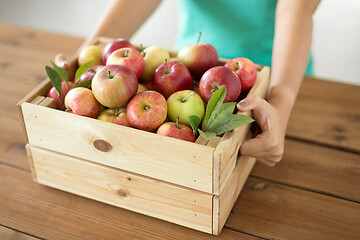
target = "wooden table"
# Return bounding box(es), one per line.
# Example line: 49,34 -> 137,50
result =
1,22 -> 359,240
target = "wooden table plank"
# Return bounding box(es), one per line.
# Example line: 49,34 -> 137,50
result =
0,77 -> 38,119
0,225 -> 41,240
252,139 -> 360,202
225,177 -> 360,240
0,116 -> 29,171
287,77 -> 360,153
0,165 -> 260,240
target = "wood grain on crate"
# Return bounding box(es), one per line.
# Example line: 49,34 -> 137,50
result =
29,145 -> 214,233
21,102 -> 215,193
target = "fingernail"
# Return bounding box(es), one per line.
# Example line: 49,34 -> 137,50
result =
237,100 -> 248,108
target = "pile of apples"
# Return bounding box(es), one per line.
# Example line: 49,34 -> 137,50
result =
47,37 -> 257,142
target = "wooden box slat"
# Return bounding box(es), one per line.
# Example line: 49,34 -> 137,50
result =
29,145 -> 214,233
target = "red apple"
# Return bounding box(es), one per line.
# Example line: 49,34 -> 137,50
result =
97,107 -> 131,127
64,87 -> 100,118
47,81 -> 74,110
102,38 -> 134,65
225,57 -> 257,92
157,119 -> 196,142
199,66 -> 241,102
153,60 -> 192,99
127,91 -> 167,131
177,35 -> 218,78
106,48 -> 144,78
77,65 -> 104,86
92,65 -> 138,108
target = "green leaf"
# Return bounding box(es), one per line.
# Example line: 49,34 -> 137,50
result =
198,129 -> 216,141
188,115 -> 201,135
205,102 -> 236,131
75,59 -> 95,84
50,61 -> 68,85
202,85 -> 226,130
45,66 -> 62,100
208,114 -> 254,135
72,80 -> 92,89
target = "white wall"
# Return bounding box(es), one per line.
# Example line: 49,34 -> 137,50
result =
0,0 -> 359,85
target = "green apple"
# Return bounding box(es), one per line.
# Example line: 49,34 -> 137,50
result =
140,46 -> 170,81
167,90 -> 205,127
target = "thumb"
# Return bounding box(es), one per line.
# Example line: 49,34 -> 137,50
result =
237,95 -> 265,112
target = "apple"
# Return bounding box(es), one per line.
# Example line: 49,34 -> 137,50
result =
140,46 -> 170,81
92,65 -> 138,108
153,60 -> 192,99
102,38 -> 134,64
225,57 -> 257,92
106,48 -> 144,78
199,66 -> 241,102
64,87 -> 101,118
167,90 -> 205,127
127,91 -> 167,131
177,34 -> 218,78
77,65 -> 104,86
78,45 -> 103,67
47,81 -> 74,110
136,83 -> 147,95
157,119 -> 196,142
97,107 -> 131,127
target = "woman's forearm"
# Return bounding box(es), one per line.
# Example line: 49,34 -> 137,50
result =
81,0 -> 161,48
268,0 -> 321,133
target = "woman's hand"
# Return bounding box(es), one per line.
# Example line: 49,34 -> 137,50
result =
237,95 -> 285,167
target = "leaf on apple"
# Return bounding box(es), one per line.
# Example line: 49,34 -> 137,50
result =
207,114 -> 254,135
189,85 -> 254,141
202,85 -> 226,130
75,59 -> 95,84
198,129 -> 216,141
189,115 -> 201,135
50,61 -> 69,85
45,65 -> 62,100
72,79 -> 92,89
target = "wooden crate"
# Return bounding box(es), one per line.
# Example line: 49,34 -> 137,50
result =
17,37 -> 270,235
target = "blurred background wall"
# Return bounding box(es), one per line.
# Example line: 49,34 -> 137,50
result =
0,0 -> 359,85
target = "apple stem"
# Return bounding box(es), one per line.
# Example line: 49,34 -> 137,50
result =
164,59 -> 170,74
175,117 -> 180,129
65,108 -> 72,112
115,108 -> 120,117
124,50 -> 129,58
181,91 -> 195,102
144,105 -> 150,110
236,61 -> 240,70
139,44 -> 145,57
107,70 -> 114,79
197,32 -> 202,45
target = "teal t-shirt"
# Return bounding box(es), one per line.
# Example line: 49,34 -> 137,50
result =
176,0 -> 313,75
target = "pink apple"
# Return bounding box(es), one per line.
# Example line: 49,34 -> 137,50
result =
77,65 -> 104,86
177,42 -> 218,78
102,38 -> 134,65
47,81 -> 74,110
199,66 -> 241,102
97,107 -> 131,127
153,60 -> 192,99
92,65 -> 138,108
157,121 -> 196,142
225,57 -> 257,92
64,87 -> 101,118
106,48 -> 144,78
127,91 -> 167,131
